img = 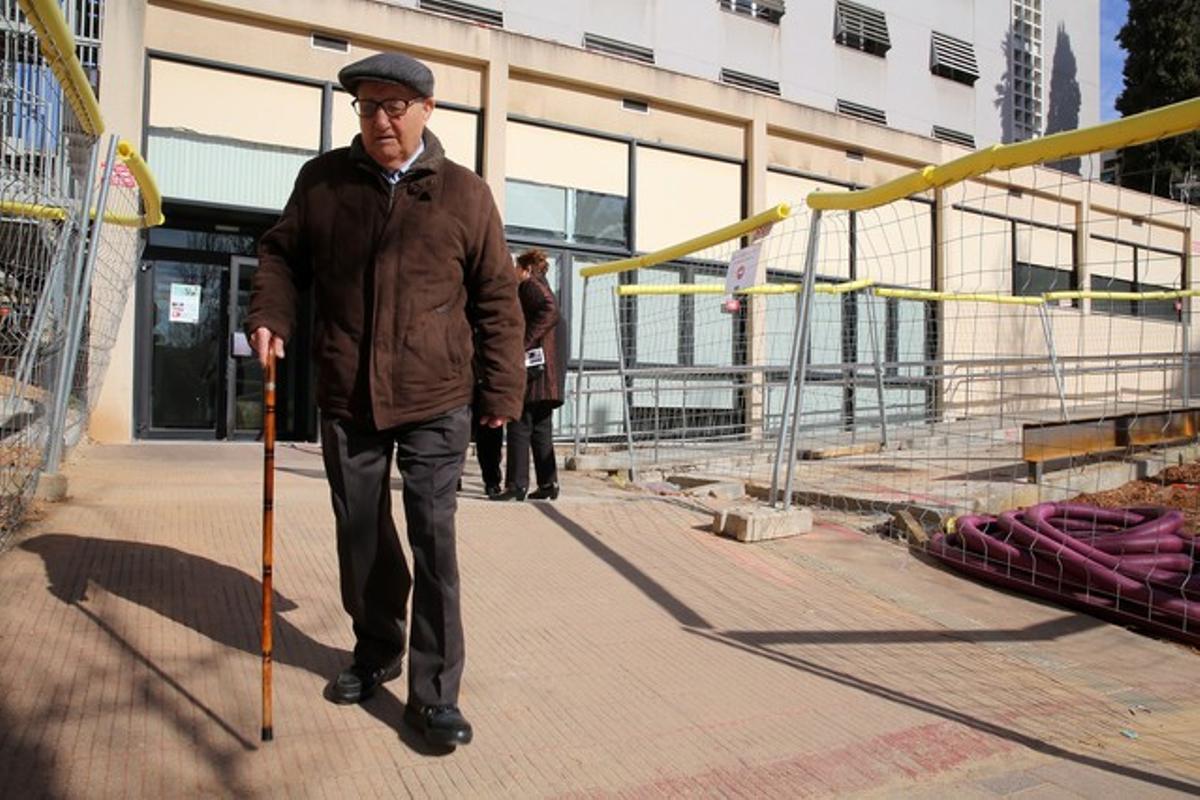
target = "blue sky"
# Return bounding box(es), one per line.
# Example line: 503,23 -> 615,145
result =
1100,0 -> 1128,120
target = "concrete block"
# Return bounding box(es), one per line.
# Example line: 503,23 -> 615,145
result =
712,503 -> 812,543
667,474 -> 745,500
565,453 -> 631,472
691,481 -> 745,500
36,472 -> 68,502
667,473 -> 728,489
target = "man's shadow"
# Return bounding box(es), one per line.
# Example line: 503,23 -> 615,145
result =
20,533 -> 445,753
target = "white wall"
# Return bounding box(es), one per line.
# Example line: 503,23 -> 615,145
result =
470,0 -> 1100,150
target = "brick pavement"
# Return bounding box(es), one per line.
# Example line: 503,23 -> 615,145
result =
0,441 -> 1198,798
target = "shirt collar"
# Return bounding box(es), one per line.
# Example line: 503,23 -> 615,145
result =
383,140 -> 426,184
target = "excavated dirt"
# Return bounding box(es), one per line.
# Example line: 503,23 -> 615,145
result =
1070,462 -> 1200,534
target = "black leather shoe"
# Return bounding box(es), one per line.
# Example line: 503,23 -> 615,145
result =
330,656 -> 403,704
528,482 -> 559,501
490,486 -> 526,502
484,483 -> 503,499
403,703 -> 473,747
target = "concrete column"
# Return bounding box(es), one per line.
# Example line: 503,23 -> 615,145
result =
1075,196 -> 1092,314
88,0 -> 147,443
1183,213 -> 1196,404
1070,196 -> 1093,407
481,50 -> 508,216
932,187 -> 948,421
744,100 -> 770,438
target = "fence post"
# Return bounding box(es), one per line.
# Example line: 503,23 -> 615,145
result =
1037,303 -> 1069,422
613,285 -> 638,482
770,211 -> 823,508
1182,291 -> 1191,407
779,210 -> 824,511
572,275 -> 590,459
42,136 -> 117,485
865,288 -> 889,447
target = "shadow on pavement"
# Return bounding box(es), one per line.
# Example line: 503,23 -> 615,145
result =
722,613 -> 1103,645
535,503 -> 713,629
0,698 -> 62,799
534,503 -> 1199,795
19,534 -> 441,757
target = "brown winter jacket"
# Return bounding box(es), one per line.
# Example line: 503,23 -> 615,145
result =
519,275 -> 564,409
245,130 -> 525,428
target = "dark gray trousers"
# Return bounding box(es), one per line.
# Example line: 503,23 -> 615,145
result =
505,403 -> 557,490
321,405 -> 470,707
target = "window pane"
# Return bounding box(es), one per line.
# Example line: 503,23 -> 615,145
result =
634,267 -> 681,365
574,189 -> 627,247
1013,262 -> 1071,295
693,272 -> 734,366
1089,236 -> 1135,316
763,280 -> 798,367
571,257 -> 619,362
505,180 -> 567,240
1090,274 -> 1136,317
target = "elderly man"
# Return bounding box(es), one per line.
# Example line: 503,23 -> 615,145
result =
245,51 -> 525,748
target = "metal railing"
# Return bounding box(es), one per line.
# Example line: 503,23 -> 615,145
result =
0,0 -> 161,549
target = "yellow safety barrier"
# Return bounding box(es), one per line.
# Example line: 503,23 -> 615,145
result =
616,278 -> 876,297
1044,289 -> 1199,302
874,288 -> 1046,306
808,97 -> 1200,212
579,203 -> 791,278
0,201 -> 68,222
17,0 -> 104,136
112,140 -> 166,227
614,284 -> 1199,306
0,142 -> 164,228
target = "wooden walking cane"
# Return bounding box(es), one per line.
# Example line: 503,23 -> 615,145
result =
261,350 -> 276,742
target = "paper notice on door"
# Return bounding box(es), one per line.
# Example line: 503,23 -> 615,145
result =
232,331 -> 252,357
169,283 -> 201,324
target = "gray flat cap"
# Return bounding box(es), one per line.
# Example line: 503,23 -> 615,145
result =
338,52 -> 434,97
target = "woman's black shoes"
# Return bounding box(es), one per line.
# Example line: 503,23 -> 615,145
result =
527,482 -> 559,501
484,483 -> 503,499
486,483 -> 557,501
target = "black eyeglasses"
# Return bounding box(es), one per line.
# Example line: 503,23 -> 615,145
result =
350,97 -> 421,119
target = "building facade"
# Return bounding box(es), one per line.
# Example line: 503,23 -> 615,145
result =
378,0 -> 1101,151
78,0 -> 1191,444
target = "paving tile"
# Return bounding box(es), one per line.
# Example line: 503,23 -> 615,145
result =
1,442 -> 1199,797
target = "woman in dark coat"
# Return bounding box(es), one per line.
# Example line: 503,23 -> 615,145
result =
493,249 -> 564,501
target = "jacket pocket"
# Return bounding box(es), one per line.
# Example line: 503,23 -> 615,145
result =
436,302 -> 470,369
401,305 -> 469,385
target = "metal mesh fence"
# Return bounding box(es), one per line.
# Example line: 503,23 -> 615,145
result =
62,151 -> 146,445
0,1 -> 97,543
572,104 -> 1200,644
0,0 -> 159,549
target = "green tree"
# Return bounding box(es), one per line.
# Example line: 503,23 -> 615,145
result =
1114,0 -> 1200,200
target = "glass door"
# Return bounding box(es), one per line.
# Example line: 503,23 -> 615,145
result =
227,256 -> 263,438
147,261 -> 226,434
142,257 -> 265,439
